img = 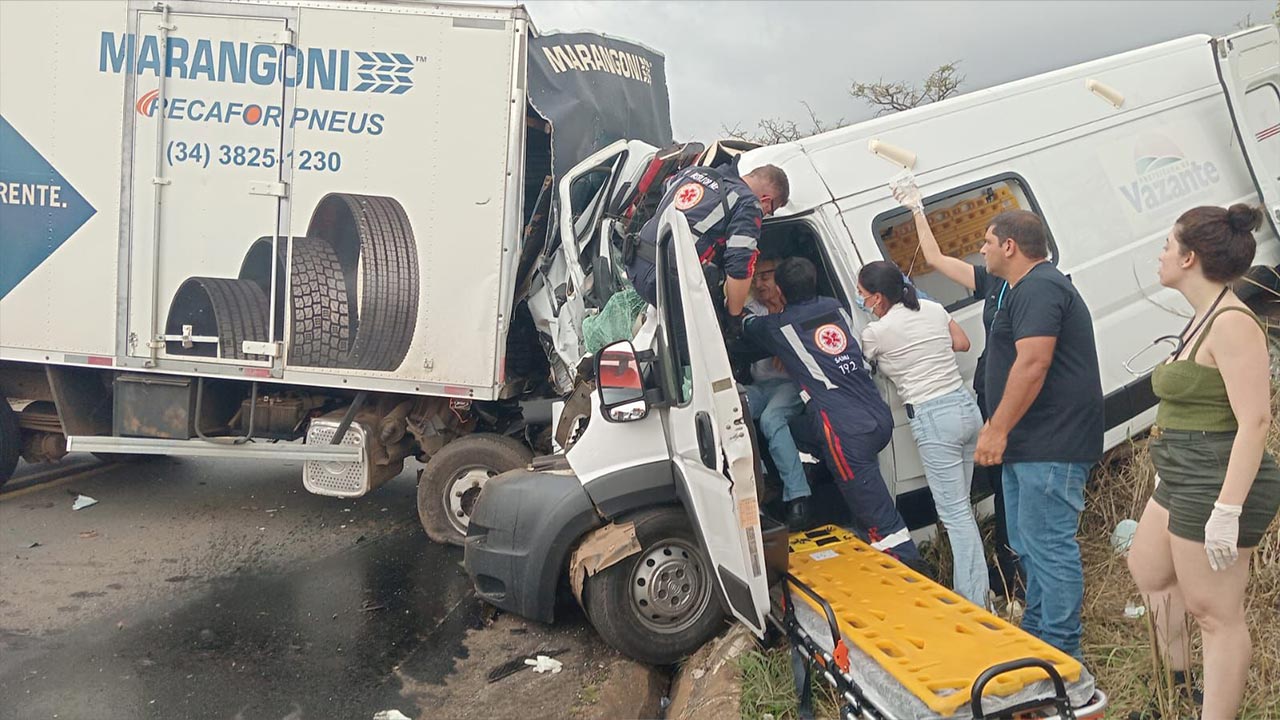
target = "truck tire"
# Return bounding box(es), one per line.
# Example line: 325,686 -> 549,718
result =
307,193 -> 419,372
417,433 -> 533,546
289,237 -> 352,368
238,237 -> 289,339
165,278 -> 269,361
582,506 -> 726,665
0,400 -> 19,488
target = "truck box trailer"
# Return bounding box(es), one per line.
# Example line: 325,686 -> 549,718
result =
0,0 -> 673,545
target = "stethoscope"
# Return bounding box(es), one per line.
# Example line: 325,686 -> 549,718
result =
1122,287 -> 1229,376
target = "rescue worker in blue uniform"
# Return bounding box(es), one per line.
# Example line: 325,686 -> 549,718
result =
741,257 -> 922,564
626,161 -> 790,318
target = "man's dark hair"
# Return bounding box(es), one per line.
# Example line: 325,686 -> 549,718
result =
746,164 -> 790,208
775,257 -> 817,303
989,210 -> 1049,260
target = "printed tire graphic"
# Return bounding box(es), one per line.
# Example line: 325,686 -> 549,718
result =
289,237 -> 352,368
165,277 -> 270,361
307,193 -> 419,372
238,237 -> 289,339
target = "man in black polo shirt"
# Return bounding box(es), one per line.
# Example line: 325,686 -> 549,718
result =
974,210 -> 1103,660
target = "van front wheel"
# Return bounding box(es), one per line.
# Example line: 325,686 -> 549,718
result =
582,507 -> 726,665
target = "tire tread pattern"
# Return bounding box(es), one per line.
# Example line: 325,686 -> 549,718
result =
289,237 -> 352,367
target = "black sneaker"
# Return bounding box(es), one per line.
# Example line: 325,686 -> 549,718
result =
786,498 -> 811,531
1127,671 -> 1203,720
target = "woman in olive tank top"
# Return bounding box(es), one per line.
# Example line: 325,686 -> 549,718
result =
1126,204 -> 1280,719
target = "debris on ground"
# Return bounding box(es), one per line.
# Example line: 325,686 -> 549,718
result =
486,648 -> 569,683
1110,519 -> 1138,555
524,655 -> 563,674
372,711 -> 411,720
359,600 -> 386,613
25,541 -> 41,549
1123,601 -> 1147,620
79,530 -> 99,539
71,494 -> 99,511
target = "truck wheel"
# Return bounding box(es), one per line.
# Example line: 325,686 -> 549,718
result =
582,506 -> 726,665
289,237 -> 352,367
307,193 -> 419,372
0,400 -> 18,488
417,434 -> 532,546
164,278 -> 269,361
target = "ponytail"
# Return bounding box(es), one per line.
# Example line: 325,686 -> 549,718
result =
900,279 -> 920,311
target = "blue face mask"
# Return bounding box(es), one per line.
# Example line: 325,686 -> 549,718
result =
854,293 -> 872,314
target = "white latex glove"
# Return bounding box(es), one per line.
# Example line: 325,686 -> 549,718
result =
892,181 -> 924,213
1204,502 -> 1243,572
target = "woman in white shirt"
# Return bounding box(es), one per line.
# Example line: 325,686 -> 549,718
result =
857,260 -> 989,607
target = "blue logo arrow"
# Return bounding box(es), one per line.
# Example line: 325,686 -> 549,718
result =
0,115 -> 97,299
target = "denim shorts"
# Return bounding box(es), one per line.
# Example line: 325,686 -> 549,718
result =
1151,428 -> 1280,547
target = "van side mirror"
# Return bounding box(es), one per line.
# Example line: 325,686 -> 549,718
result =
595,341 -> 649,422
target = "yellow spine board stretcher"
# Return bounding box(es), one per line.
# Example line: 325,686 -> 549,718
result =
786,526 -> 1082,717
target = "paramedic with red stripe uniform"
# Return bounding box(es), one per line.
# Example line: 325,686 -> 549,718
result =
625,162 -> 789,317
742,257 -> 923,565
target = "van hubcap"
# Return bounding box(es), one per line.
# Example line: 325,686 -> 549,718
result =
629,539 -> 711,634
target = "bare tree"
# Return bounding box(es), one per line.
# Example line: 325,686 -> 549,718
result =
849,61 -> 965,117
722,63 -> 966,145
720,101 -> 847,145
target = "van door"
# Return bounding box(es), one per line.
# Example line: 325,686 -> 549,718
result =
654,206 -> 769,634
1215,25 -> 1280,233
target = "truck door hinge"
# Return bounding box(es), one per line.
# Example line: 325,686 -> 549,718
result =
248,181 -> 289,198
257,28 -> 294,46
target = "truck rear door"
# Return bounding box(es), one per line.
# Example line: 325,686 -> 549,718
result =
654,206 -> 769,635
1215,25 -> 1280,234
125,4 -> 296,367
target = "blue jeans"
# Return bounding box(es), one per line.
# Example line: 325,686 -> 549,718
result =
745,378 -> 809,501
908,388 -> 987,607
1003,461 -> 1090,658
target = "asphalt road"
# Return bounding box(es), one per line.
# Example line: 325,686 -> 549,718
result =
0,455 -> 587,720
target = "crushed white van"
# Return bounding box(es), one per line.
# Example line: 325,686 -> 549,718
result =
465,26 -> 1280,718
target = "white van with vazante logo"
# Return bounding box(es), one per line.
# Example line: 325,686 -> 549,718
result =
465,26 -> 1280,718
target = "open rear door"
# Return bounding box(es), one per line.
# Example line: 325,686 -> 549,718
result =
1215,25 -> 1280,234
654,206 -> 769,635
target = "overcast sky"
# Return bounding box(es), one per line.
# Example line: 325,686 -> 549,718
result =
523,0 -> 1276,139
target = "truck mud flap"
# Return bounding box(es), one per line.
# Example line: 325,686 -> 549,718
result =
307,193 -> 419,372
288,237 -> 353,367
164,277 -> 270,361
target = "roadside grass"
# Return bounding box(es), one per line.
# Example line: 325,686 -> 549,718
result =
737,403 -> 1280,719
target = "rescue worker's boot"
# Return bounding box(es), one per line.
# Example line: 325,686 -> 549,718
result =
786,497 -> 811,531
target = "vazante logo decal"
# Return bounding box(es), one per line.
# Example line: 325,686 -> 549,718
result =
1118,134 -> 1221,214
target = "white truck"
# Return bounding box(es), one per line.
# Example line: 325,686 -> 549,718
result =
0,0 -> 674,545
464,26 -> 1280,719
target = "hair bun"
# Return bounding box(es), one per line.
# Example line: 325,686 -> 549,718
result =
1227,204 -> 1263,234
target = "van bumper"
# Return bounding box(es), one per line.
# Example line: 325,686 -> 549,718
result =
463,469 -> 602,624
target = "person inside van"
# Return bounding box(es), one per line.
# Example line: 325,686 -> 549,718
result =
892,181 -> 1025,603
742,256 -> 811,529
856,260 -> 988,607
1126,205 -> 1280,720
741,257 -> 923,565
